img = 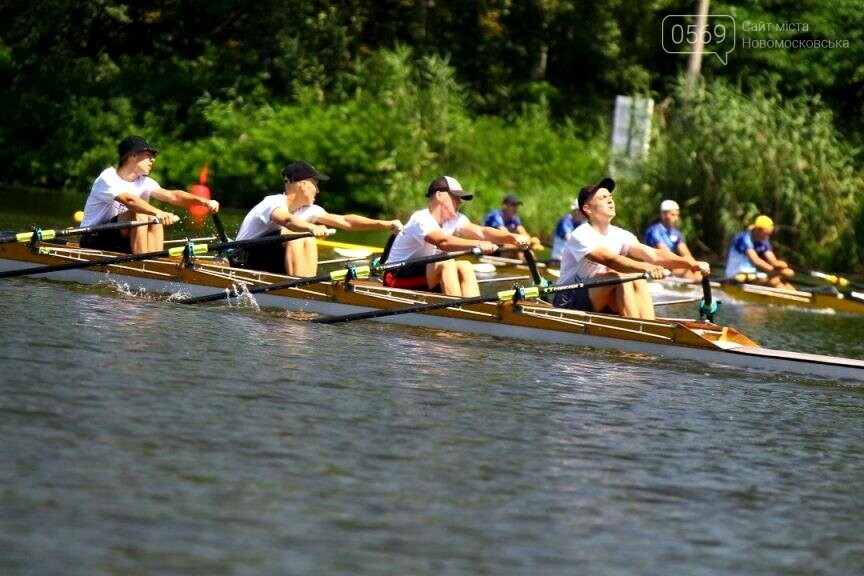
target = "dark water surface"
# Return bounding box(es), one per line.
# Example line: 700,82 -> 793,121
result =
2,277 -> 863,575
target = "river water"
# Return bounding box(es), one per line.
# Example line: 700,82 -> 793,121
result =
2,207 -> 864,574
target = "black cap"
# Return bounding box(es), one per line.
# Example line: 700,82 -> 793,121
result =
118,136 -> 158,163
502,194 -> 522,206
577,177 -> 615,214
282,161 -> 330,183
426,176 -> 473,200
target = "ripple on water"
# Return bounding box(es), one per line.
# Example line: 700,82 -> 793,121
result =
1,280 -> 864,575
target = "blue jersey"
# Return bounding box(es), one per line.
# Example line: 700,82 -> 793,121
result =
551,214 -> 580,260
725,230 -> 772,277
484,210 -> 522,233
644,222 -> 684,253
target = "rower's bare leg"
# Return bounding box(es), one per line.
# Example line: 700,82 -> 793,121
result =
456,260 -> 480,297
428,260 -> 462,296
614,281 -> 648,319
286,236 -> 317,277
149,213 -> 164,252
631,279 -> 656,320
127,212 -> 154,254
588,285 -> 617,314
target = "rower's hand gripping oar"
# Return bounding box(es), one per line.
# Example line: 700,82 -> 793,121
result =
313,272 -> 650,325
0,218 -> 158,244
178,247 -> 484,305
0,231 -> 328,279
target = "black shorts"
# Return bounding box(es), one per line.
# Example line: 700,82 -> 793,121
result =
229,231 -> 286,274
79,215 -> 131,253
552,285 -> 593,311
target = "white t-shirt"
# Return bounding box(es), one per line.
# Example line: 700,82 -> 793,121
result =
385,208 -> 470,263
556,222 -> 638,284
235,194 -> 326,240
81,167 -> 160,226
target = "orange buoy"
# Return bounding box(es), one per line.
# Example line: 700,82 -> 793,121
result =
188,163 -> 211,224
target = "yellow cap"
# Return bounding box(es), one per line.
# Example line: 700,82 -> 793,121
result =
750,215 -> 774,231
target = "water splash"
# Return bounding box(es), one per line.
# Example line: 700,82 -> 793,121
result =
227,282 -> 260,311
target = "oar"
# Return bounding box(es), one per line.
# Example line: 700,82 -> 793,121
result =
179,247 -> 484,305
699,274 -> 718,322
316,238 -> 382,253
0,231 -> 325,279
0,219 -> 157,244
313,272 -> 649,325
522,249 -> 545,286
211,213 -> 230,243
795,267 -> 862,290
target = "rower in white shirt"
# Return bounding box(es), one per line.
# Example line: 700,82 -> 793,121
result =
554,177 -> 709,319
234,161 -> 403,276
384,175 -> 530,296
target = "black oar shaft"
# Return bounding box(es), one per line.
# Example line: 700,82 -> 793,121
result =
0,219 -> 156,244
313,294 -> 493,324
522,249 -> 543,286
212,213 -> 229,243
0,232 -> 315,279
179,247 -> 482,305
543,272 -> 648,295
314,272 -> 649,325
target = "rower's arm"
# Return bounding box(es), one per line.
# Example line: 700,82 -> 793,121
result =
677,242 -> 695,261
115,192 -> 176,222
150,188 -> 219,213
744,248 -> 776,273
270,207 -> 329,236
316,213 -> 403,233
627,243 -> 707,274
586,246 -> 660,273
425,229 -> 497,253
762,249 -> 790,269
459,222 -> 530,248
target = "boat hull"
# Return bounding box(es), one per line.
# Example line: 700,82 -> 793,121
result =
721,283 -> 864,315
2,241 -> 863,382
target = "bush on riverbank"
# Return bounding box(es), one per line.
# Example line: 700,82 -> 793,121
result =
141,49 -> 607,238
633,79 -> 863,271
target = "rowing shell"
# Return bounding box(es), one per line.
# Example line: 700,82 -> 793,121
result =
722,282 -> 864,315
2,241 -> 863,382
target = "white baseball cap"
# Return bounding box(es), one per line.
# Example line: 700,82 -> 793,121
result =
660,199 -> 680,212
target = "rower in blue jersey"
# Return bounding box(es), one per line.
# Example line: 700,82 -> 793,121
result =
550,197 -> 585,264
724,214 -> 796,290
483,194 -> 543,256
643,200 -> 700,280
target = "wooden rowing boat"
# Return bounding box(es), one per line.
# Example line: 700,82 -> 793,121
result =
2,240 -> 863,381
721,282 -> 864,315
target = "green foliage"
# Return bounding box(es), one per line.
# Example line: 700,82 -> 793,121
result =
158,49 -> 605,241
0,1 -> 861,269
638,78 -> 863,270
